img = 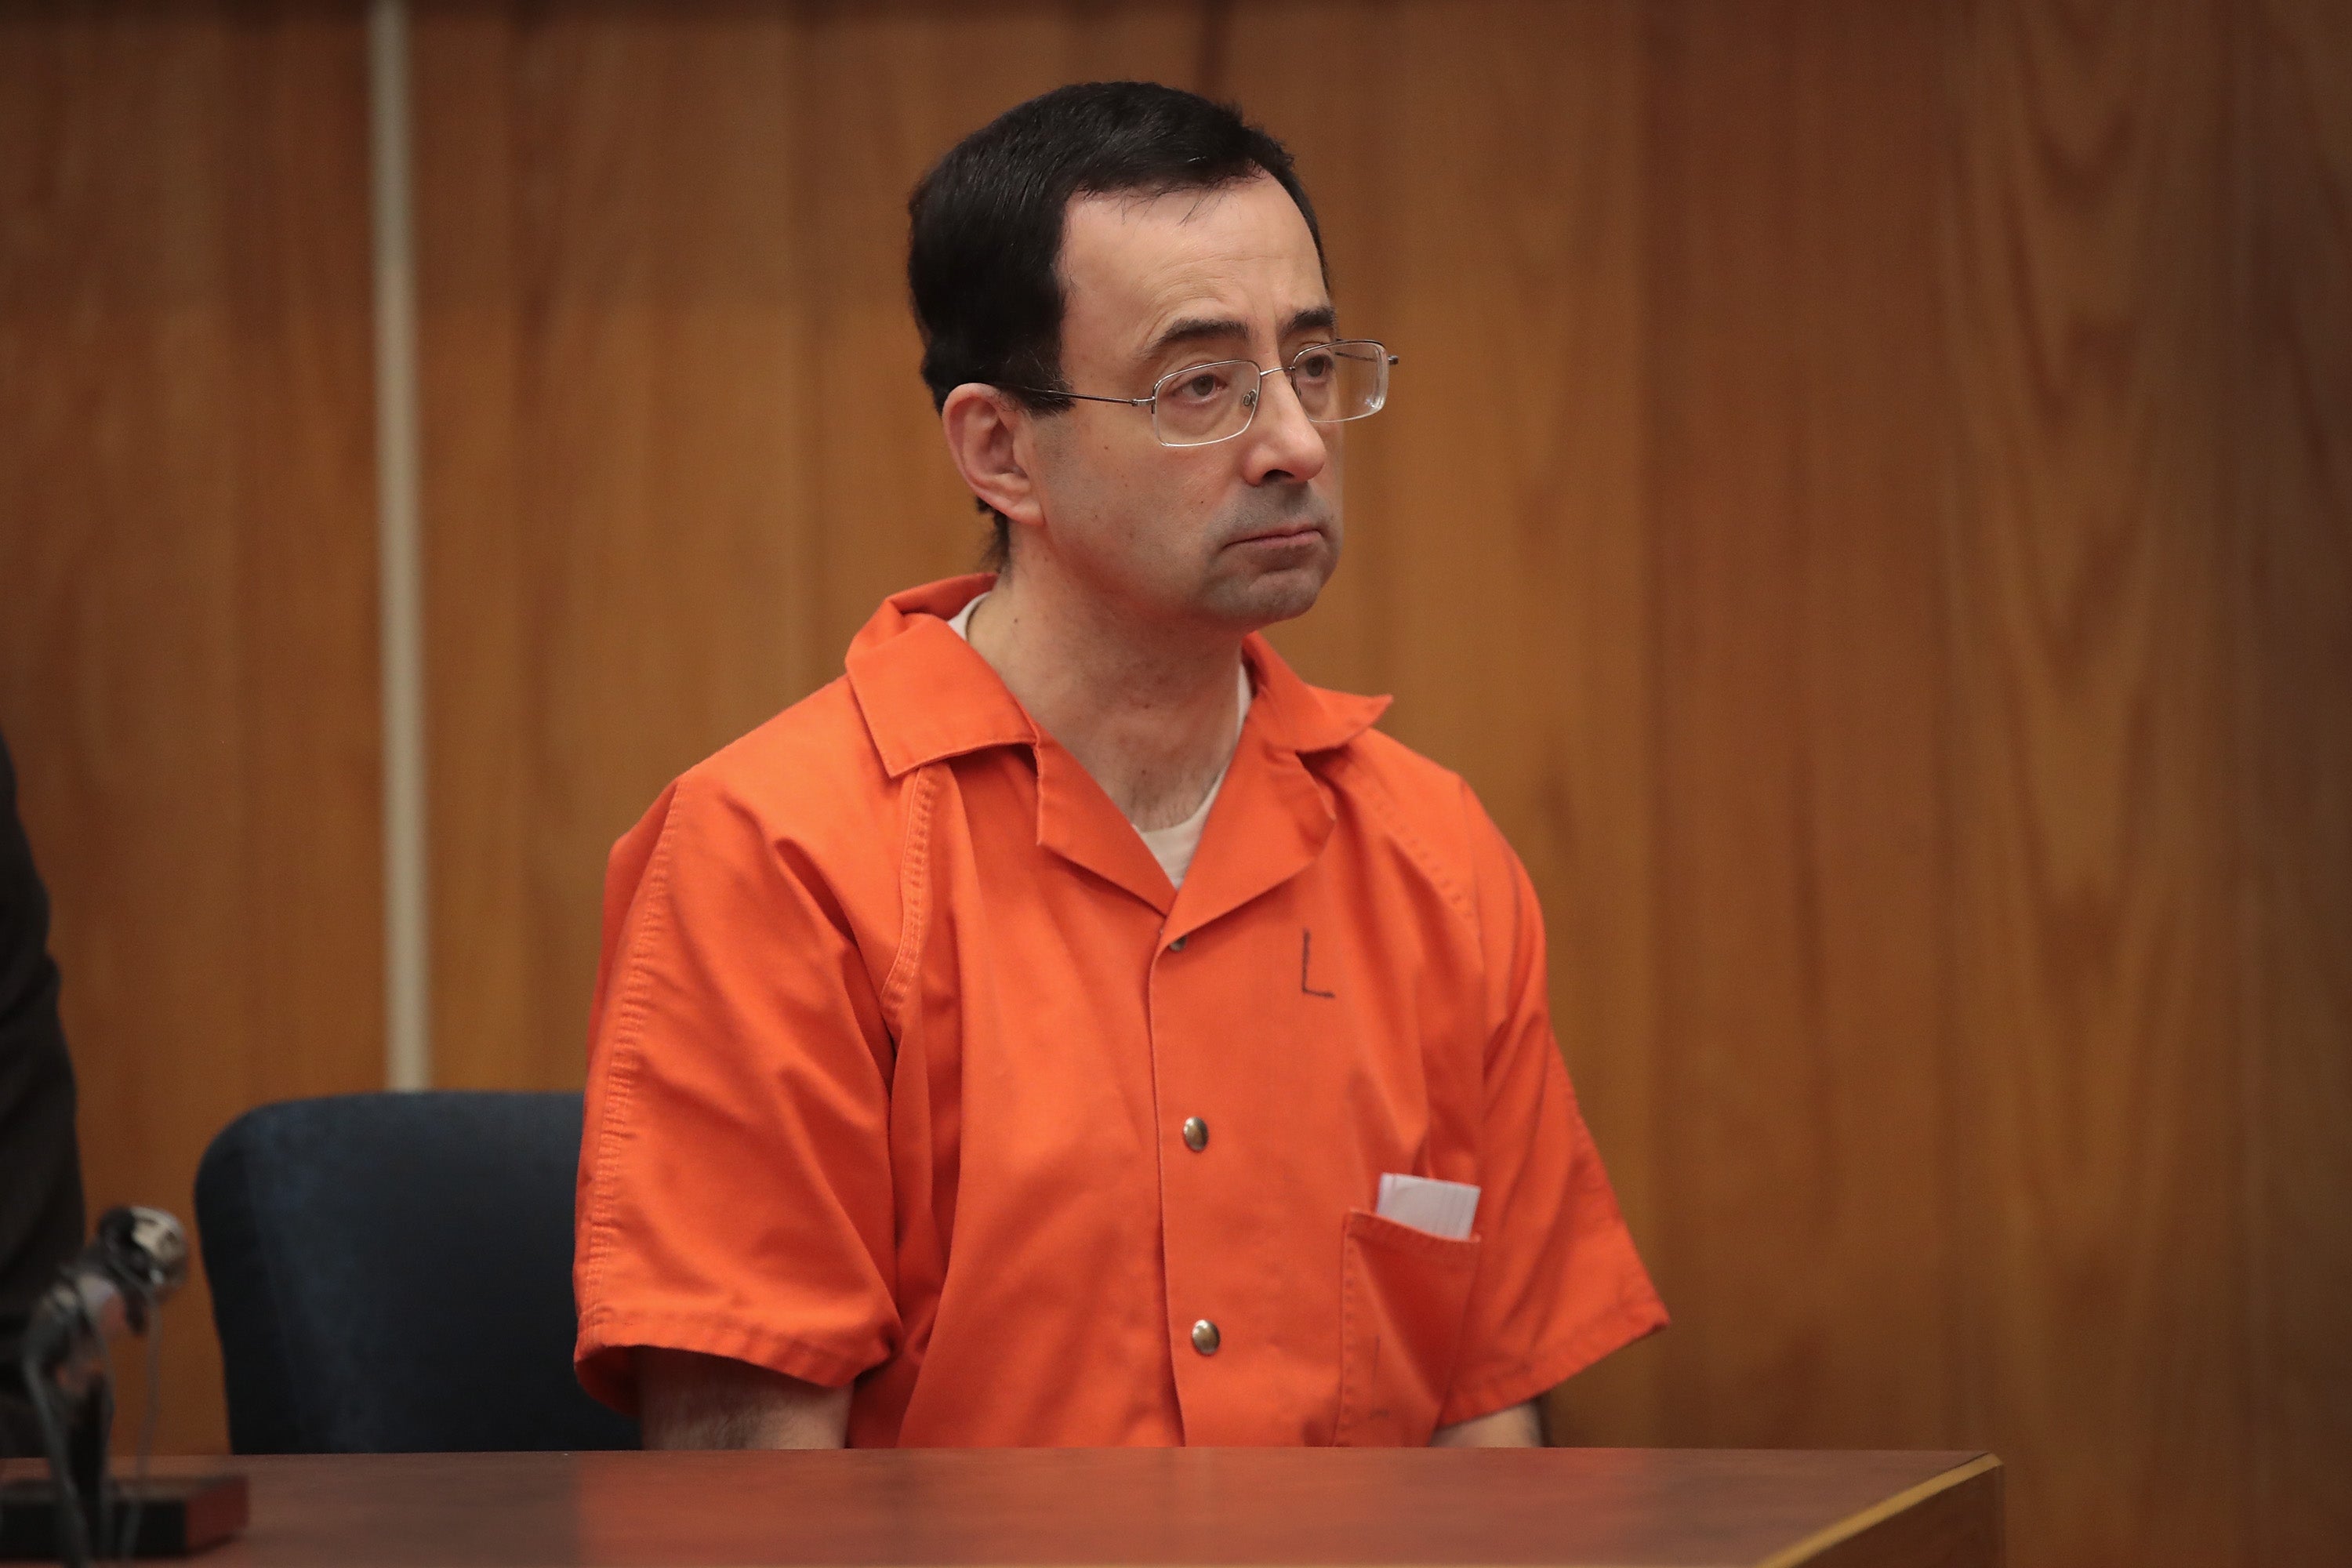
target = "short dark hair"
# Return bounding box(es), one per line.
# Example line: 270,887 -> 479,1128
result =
907,82 -> 1325,569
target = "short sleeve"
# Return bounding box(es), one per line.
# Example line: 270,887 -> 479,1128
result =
573,773 -> 899,1414
1439,784 -> 1668,1427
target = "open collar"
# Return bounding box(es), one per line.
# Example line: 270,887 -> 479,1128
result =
844,576 -> 1392,917
844,576 -> 1036,777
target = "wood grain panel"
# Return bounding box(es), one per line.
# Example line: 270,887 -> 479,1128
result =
1643,0 -> 1955,1451
416,2 -> 820,1091
2238,0 -> 2352,1557
1229,0 -> 1664,1443
0,5 -> 380,1454
1944,1 -> 2248,1562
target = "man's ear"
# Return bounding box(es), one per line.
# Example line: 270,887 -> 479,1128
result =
941,383 -> 1046,528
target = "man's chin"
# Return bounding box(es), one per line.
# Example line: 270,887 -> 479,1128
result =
1203,542 -> 1337,629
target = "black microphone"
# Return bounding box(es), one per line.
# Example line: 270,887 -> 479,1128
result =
20,1207 -> 190,1404
7,1207 -> 191,1568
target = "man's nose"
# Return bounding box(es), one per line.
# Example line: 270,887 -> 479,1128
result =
1240,368 -> 1329,485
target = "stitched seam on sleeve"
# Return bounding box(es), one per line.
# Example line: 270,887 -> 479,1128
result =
577,1303 -> 880,1390
877,764 -> 938,1040
575,807 -> 683,1305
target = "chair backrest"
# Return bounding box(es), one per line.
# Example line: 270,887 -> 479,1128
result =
194,1091 -> 638,1454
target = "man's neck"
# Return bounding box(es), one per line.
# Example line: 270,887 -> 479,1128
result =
966,570 -> 1247,833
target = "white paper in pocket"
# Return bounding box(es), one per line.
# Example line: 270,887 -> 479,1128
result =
1375,1174 -> 1481,1240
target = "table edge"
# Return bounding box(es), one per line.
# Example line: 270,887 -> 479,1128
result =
1751,1452 -> 2001,1568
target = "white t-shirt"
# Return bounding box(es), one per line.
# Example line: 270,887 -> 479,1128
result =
946,593 -> 1250,889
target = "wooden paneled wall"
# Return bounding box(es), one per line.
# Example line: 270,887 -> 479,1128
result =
0,3 -> 383,1464
2,5 -> 2345,1565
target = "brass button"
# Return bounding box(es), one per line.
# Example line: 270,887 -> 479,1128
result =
1169,935 -> 1189,953
1181,1116 -> 1209,1152
1190,1319 -> 1221,1356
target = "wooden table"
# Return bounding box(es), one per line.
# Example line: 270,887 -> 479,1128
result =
146,1448 -> 2001,1568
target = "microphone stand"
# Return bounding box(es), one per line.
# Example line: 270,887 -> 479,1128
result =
9,1306 -> 110,1568
0,1210 -> 247,1565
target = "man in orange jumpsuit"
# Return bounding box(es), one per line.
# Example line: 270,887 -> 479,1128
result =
574,81 -> 1664,1448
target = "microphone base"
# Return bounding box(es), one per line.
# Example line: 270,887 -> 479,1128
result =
0,1475 -> 248,1559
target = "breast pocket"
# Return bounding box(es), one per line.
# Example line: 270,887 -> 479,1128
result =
1334,1209 -> 1482,1446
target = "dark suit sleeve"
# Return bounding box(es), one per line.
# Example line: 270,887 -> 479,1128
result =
0,728 -> 84,1318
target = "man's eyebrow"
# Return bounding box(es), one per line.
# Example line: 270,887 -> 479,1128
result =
1142,316 -> 1252,360
1139,304 -> 1341,362
1282,305 -> 1338,340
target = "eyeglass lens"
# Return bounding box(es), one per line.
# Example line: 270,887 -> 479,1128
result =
1152,341 -> 1391,447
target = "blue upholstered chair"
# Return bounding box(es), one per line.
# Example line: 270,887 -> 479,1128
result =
194,1091 -> 638,1454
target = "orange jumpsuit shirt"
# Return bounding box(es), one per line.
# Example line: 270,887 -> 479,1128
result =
575,576 -> 1666,1445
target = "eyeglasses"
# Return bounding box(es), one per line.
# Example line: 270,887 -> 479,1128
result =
1001,339 -> 1399,448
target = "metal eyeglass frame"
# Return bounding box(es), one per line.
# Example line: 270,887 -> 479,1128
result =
999,339 -> 1400,448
